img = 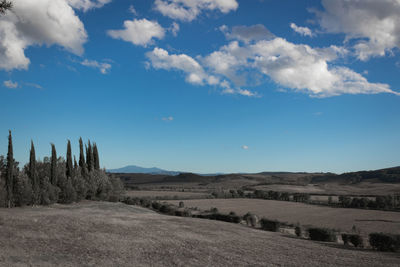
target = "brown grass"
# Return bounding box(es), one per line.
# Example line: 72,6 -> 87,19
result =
167,199 -> 400,235
0,201 -> 399,266
251,182 -> 400,196
124,190 -> 211,199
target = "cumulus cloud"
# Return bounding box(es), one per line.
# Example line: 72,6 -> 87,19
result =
0,0 -> 88,71
3,80 -> 18,88
242,145 -> 249,150
221,24 -> 274,43
313,0 -> 400,60
66,0 -> 112,12
146,24 -> 398,98
81,59 -> 111,74
146,47 -> 258,96
107,18 -> 165,47
290,23 -> 314,37
146,47 -> 216,85
154,0 -> 238,22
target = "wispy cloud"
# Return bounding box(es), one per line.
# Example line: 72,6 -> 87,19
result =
81,59 -> 112,74
242,145 -> 249,150
3,80 -> 18,89
290,23 -> 314,37
162,116 -> 174,121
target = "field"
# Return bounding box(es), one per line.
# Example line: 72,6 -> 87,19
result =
0,201 -> 399,266
167,199 -> 400,235
250,182 -> 400,196
125,190 -> 211,199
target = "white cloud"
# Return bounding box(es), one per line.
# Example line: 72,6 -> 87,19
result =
154,0 -> 238,22
242,145 -> 249,150
314,0 -> 400,60
107,18 -> 165,47
66,0 -> 112,12
290,23 -> 314,37
146,47 -> 213,85
3,80 -> 18,88
162,116 -> 174,121
169,22 -> 180,37
221,24 -> 274,43
128,4 -> 137,15
81,59 -> 111,74
0,0 -> 88,71
146,23 -> 399,98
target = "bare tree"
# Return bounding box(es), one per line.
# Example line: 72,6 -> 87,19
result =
0,0 -> 12,15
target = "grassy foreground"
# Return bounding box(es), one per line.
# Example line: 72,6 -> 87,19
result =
0,201 -> 399,266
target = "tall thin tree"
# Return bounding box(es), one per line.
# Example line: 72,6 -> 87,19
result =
66,140 -> 73,178
93,143 -> 100,170
79,137 -> 87,176
86,141 -> 93,172
5,130 -> 14,208
73,155 -> 78,170
50,143 -> 57,186
29,141 -> 39,204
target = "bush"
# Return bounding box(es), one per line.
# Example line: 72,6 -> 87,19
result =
342,233 -> 363,247
196,212 -> 242,223
369,233 -> 400,252
295,226 -> 302,237
260,218 -> 281,232
244,212 -> 258,227
308,227 -> 337,242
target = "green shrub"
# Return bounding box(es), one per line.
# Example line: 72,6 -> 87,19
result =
308,228 -> 337,242
369,233 -> 400,252
260,218 -> 281,232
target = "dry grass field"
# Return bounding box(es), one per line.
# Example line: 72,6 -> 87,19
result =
251,182 -> 400,196
167,199 -> 400,235
1,201 -> 399,266
125,190 -> 211,199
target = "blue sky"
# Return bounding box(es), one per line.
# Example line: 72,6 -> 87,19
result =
0,0 -> 399,174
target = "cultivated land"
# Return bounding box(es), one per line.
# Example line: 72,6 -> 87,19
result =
124,190 -> 211,199
167,199 -> 400,235
250,182 -> 400,196
0,201 -> 399,267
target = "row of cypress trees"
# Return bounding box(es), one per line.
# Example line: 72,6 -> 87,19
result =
0,131 -> 124,208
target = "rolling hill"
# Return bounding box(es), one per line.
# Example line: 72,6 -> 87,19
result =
0,201 -> 398,266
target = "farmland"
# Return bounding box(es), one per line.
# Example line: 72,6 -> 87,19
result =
124,190 -> 211,199
0,201 -> 399,266
166,199 -> 400,235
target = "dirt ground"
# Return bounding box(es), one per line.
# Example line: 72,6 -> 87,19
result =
0,201 -> 399,266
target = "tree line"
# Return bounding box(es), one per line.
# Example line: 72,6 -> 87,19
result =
0,131 -> 124,208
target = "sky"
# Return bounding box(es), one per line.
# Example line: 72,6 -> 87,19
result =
0,0 -> 400,174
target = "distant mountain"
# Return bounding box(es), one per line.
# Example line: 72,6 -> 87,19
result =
107,165 -> 180,176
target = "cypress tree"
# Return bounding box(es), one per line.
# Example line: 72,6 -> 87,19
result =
93,143 -> 100,170
5,130 -> 14,208
79,137 -> 87,176
29,141 -> 39,204
50,143 -> 57,186
86,141 -> 93,172
73,155 -> 78,170
66,140 -> 73,178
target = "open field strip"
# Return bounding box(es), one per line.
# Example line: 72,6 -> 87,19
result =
166,199 -> 400,234
125,190 -> 211,199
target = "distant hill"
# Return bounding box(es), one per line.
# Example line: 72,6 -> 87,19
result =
311,166 -> 400,184
107,165 -> 180,176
